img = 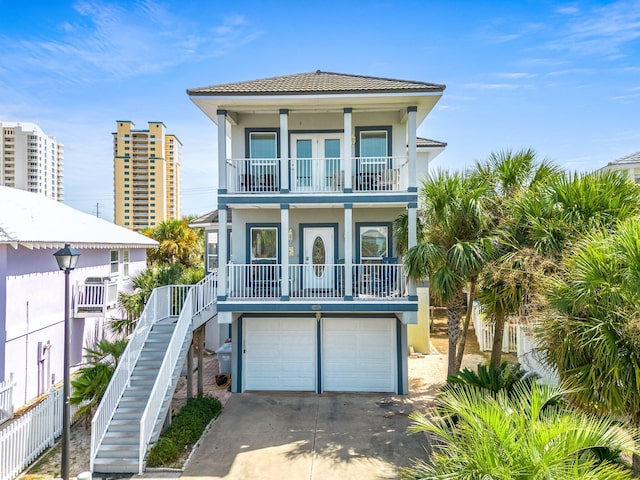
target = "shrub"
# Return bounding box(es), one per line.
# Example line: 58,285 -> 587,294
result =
146,395 -> 222,467
444,360 -> 536,396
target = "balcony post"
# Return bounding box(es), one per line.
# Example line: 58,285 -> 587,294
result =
280,205 -> 290,299
408,201 -> 418,299
218,207 -> 228,299
344,204 -> 353,299
343,108 -> 352,192
217,110 -> 227,193
407,106 -> 417,192
279,109 -> 289,193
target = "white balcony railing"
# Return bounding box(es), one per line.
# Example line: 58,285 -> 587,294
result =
225,156 -> 408,194
226,263 -> 406,300
75,280 -> 118,316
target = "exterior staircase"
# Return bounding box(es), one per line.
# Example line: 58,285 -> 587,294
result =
91,274 -> 217,475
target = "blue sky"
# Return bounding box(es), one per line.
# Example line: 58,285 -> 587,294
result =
1,0 -> 639,220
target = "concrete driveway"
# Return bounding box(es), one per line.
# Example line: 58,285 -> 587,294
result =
180,391 -> 432,480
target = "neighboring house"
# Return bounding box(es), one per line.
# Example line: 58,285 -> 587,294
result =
188,70 -> 446,394
0,186 -> 157,409
601,151 -> 640,183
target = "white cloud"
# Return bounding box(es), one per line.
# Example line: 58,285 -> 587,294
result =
0,1 -> 262,84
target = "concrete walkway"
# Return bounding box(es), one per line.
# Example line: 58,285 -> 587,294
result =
179,391 -> 431,480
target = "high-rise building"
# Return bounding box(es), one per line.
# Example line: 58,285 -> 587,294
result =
113,121 -> 182,230
0,121 -> 64,201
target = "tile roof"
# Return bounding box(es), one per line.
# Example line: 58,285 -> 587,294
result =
416,137 -> 447,148
188,71 -> 445,96
0,186 -> 158,249
189,209 -> 232,227
607,151 -> 640,166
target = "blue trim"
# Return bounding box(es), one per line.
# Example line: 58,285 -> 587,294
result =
237,317 -> 243,392
217,302 -> 417,313
344,295 -> 353,301
217,109 -> 227,115
343,187 -> 352,193
355,221 -> 393,262
280,204 -> 289,210
408,295 -> 418,301
217,295 -> 227,301
288,129 -> 344,135
408,187 -> 418,193
354,126 -> 393,157
407,202 -> 418,209
280,188 -> 290,194
344,203 -> 352,209
218,188 -> 227,195
279,109 -> 289,115
246,223 -> 281,263
343,107 -> 352,113
407,106 -> 417,113
396,319 -> 403,394
317,319 -> 322,394
220,193 -> 417,205
245,128 -> 281,158
280,295 -> 290,301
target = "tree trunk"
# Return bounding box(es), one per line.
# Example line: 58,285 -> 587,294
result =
455,279 -> 477,373
446,292 -> 467,378
490,310 -> 506,367
633,452 -> 640,475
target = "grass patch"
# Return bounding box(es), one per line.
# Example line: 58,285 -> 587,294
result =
146,395 -> 222,467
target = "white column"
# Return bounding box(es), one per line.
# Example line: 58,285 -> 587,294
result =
344,204 -> 353,298
279,109 -> 289,192
217,110 -> 227,192
280,206 -> 290,298
343,108 -> 352,191
407,106 -> 417,192
408,202 -> 417,298
218,207 -> 228,298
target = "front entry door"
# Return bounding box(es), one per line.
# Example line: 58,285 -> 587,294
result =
291,134 -> 342,192
303,226 -> 335,292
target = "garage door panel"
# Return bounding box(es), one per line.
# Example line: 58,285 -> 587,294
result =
323,318 -> 396,393
244,317 -> 316,391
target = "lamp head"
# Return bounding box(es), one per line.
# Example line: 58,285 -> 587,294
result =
54,244 -> 81,271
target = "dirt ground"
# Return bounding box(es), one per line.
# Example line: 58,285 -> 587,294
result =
20,313 -> 489,479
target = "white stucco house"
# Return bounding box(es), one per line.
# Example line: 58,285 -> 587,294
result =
601,151 -> 640,183
0,186 -> 157,409
187,71 -> 446,394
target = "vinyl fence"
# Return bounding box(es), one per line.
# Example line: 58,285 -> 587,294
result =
0,374 -> 14,426
472,301 -> 518,353
516,324 -> 559,385
0,386 -> 79,480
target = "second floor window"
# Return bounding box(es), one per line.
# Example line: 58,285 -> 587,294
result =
110,250 -> 119,274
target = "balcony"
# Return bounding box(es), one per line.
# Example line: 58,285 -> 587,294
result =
75,278 -> 118,317
226,263 -> 406,301
226,156 -> 407,194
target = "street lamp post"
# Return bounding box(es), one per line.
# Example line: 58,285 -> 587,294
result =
53,244 -> 80,480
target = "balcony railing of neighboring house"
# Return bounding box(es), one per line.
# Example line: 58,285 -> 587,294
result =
226,263 -> 406,301
75,278 -> 119,316
225,156 -> 408,194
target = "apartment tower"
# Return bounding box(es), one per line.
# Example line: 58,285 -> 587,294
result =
0,121 -> 64,201
113,121 -> 182,230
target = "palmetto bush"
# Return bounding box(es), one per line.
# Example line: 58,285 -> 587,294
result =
403,383 -> 637,479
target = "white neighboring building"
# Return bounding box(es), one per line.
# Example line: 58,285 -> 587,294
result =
0,121 -> 64,201
0,186 -> 157,409
602,151 -> 640,183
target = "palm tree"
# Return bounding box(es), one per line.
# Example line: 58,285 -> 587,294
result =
403,170 -> 490,376
404,383 -> 637,479
70,339 -> 128,425
142,218 -> 203,268
473,149 -> 562,366
540,218 -> 640,472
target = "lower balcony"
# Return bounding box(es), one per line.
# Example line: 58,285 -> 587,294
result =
226,263 -> 406,301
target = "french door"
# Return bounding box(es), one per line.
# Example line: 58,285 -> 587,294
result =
291,134 -> 342,192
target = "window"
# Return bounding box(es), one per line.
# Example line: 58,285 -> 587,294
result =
110,250 -> 119,274
248,131 -> 278,191
358,224 -> 390,264
634,174 -> 640,184
358,130 -> 389,180
250,226 -> 278,262
207,231 -> 219,272
123,250 -> 130,277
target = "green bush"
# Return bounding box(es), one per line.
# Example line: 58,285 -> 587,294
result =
146,395 -> 222,467
444,361 -> 536,396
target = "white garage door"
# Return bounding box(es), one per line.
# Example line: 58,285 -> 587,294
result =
243,317 -> 316,391
322,317 -> 396,393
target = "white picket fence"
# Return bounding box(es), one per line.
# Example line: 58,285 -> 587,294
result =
0,374 -> 14,426
0,386 -> 79,480
472,301 -> 518,353
516,324 -> 559,385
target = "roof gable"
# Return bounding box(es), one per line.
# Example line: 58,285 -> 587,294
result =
607,151 -> 640,166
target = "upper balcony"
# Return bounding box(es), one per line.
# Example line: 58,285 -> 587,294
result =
226,156 -> 407,194
75,278 -> 118,317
